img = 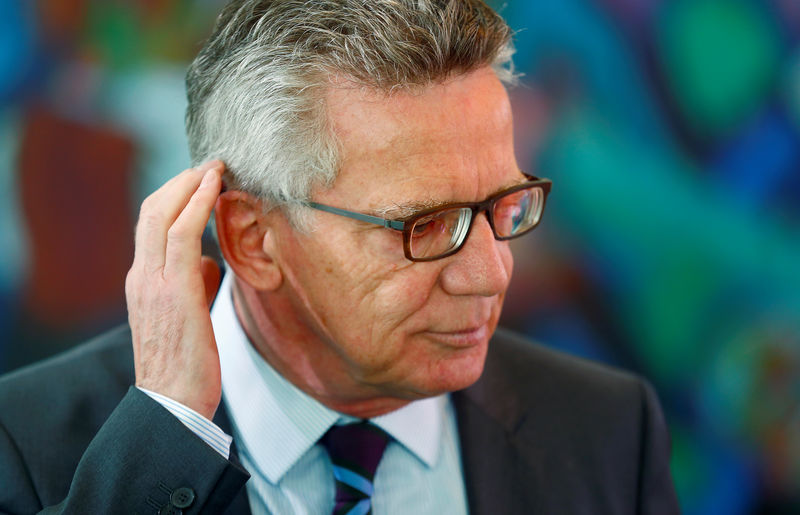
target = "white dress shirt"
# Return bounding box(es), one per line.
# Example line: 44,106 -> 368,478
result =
149,270 -> 469,514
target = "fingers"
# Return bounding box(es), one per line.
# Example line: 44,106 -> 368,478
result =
163,166 -> 223,278
127,162 -> 225,419
133,160 -> 222,273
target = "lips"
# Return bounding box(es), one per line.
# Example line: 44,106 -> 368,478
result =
424,323 -> 490,348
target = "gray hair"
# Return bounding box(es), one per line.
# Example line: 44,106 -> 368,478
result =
185,0 -> 515,224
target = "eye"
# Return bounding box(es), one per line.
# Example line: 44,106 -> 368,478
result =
495,203 -> 522,220
411,218 -> 438,238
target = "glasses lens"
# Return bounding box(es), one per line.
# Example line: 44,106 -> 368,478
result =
492,186 -> 543,237
408,207 -> 472,259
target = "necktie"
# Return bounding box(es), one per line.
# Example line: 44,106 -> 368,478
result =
320,422 -> 391,515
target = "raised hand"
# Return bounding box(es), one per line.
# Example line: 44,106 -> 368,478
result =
126,161 -> 224,420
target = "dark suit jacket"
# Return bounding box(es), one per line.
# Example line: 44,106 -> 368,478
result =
0,325 -> 679,514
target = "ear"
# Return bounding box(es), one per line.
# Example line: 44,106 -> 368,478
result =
215,190 -> 283,291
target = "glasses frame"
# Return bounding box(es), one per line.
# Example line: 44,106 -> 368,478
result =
306,174 -> 552,262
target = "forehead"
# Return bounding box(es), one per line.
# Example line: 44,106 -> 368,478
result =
318,67 -> 518,211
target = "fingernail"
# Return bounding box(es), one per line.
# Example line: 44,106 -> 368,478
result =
196,160 -> 220,173
199,169 -> 215,189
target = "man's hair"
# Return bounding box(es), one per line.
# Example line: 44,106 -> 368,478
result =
185,0 -> 515,222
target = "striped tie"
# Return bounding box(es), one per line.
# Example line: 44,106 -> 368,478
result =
320,422 -> 391,515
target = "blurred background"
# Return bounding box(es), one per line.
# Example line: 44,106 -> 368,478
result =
0,0 -> 797,513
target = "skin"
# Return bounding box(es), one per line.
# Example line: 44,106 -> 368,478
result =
216,66 -> 520,418
127,161 -> 224,419
129,66 -> 521,420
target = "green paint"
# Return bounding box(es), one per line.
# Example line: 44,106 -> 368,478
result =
85,3 -> 144,69
659,0 -> 780,138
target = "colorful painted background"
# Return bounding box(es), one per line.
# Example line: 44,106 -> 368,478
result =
0,1 -> 798,513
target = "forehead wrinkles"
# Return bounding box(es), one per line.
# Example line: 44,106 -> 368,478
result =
326,69 -> 511,160
322,68 -> 516,209
370,169 -> 529,220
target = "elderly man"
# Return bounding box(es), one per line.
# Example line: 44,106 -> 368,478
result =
0,0 -> 679,513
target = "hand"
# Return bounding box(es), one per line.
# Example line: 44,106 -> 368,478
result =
126,160 -> 224,420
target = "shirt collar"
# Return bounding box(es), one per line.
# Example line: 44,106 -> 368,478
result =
212,268 -> 444,484
372,394 -> 444,469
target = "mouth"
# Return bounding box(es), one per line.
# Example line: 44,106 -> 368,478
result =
424,323 -> 490,348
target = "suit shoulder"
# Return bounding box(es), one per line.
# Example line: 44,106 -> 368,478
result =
455,332 -> 676,510
488,326 -> 643,393
473,327 -> 654,431
0,325 -> 134,427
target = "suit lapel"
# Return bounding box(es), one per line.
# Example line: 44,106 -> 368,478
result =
213,401 -> 253,515
452,336 -> 543,514
209,268 -> 251,515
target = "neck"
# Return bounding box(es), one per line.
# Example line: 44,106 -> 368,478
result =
231,278 -> 412,418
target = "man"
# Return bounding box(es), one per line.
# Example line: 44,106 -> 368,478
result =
0,0 -> 679,513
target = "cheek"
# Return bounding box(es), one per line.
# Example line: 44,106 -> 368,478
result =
338,233 -> 439,326
501,244 -> 514,286
351,264 -> 440,334
320,269 -> 441,380
297,237 -> 433,336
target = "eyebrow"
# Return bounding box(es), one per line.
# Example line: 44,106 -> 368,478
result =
371,174 -> 530,221
373,199 -> 443,220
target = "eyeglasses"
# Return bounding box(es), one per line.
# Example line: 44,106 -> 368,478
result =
305,174 -> 552,261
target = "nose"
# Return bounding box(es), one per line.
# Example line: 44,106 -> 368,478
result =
439,212 -> 512,297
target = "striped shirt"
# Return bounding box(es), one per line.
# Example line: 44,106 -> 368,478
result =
145,269 -> 468,514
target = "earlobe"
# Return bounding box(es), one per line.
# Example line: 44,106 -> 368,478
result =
215,191 -> 283,291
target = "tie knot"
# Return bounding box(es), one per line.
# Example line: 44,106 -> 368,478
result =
320,422 -> 391,481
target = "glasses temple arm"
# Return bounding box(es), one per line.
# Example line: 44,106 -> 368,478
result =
305,202 -> 406,230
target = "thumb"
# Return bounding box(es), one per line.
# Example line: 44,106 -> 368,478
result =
200,256 -> 222,307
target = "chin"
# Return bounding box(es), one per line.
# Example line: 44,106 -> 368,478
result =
416,339 -> 489,396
